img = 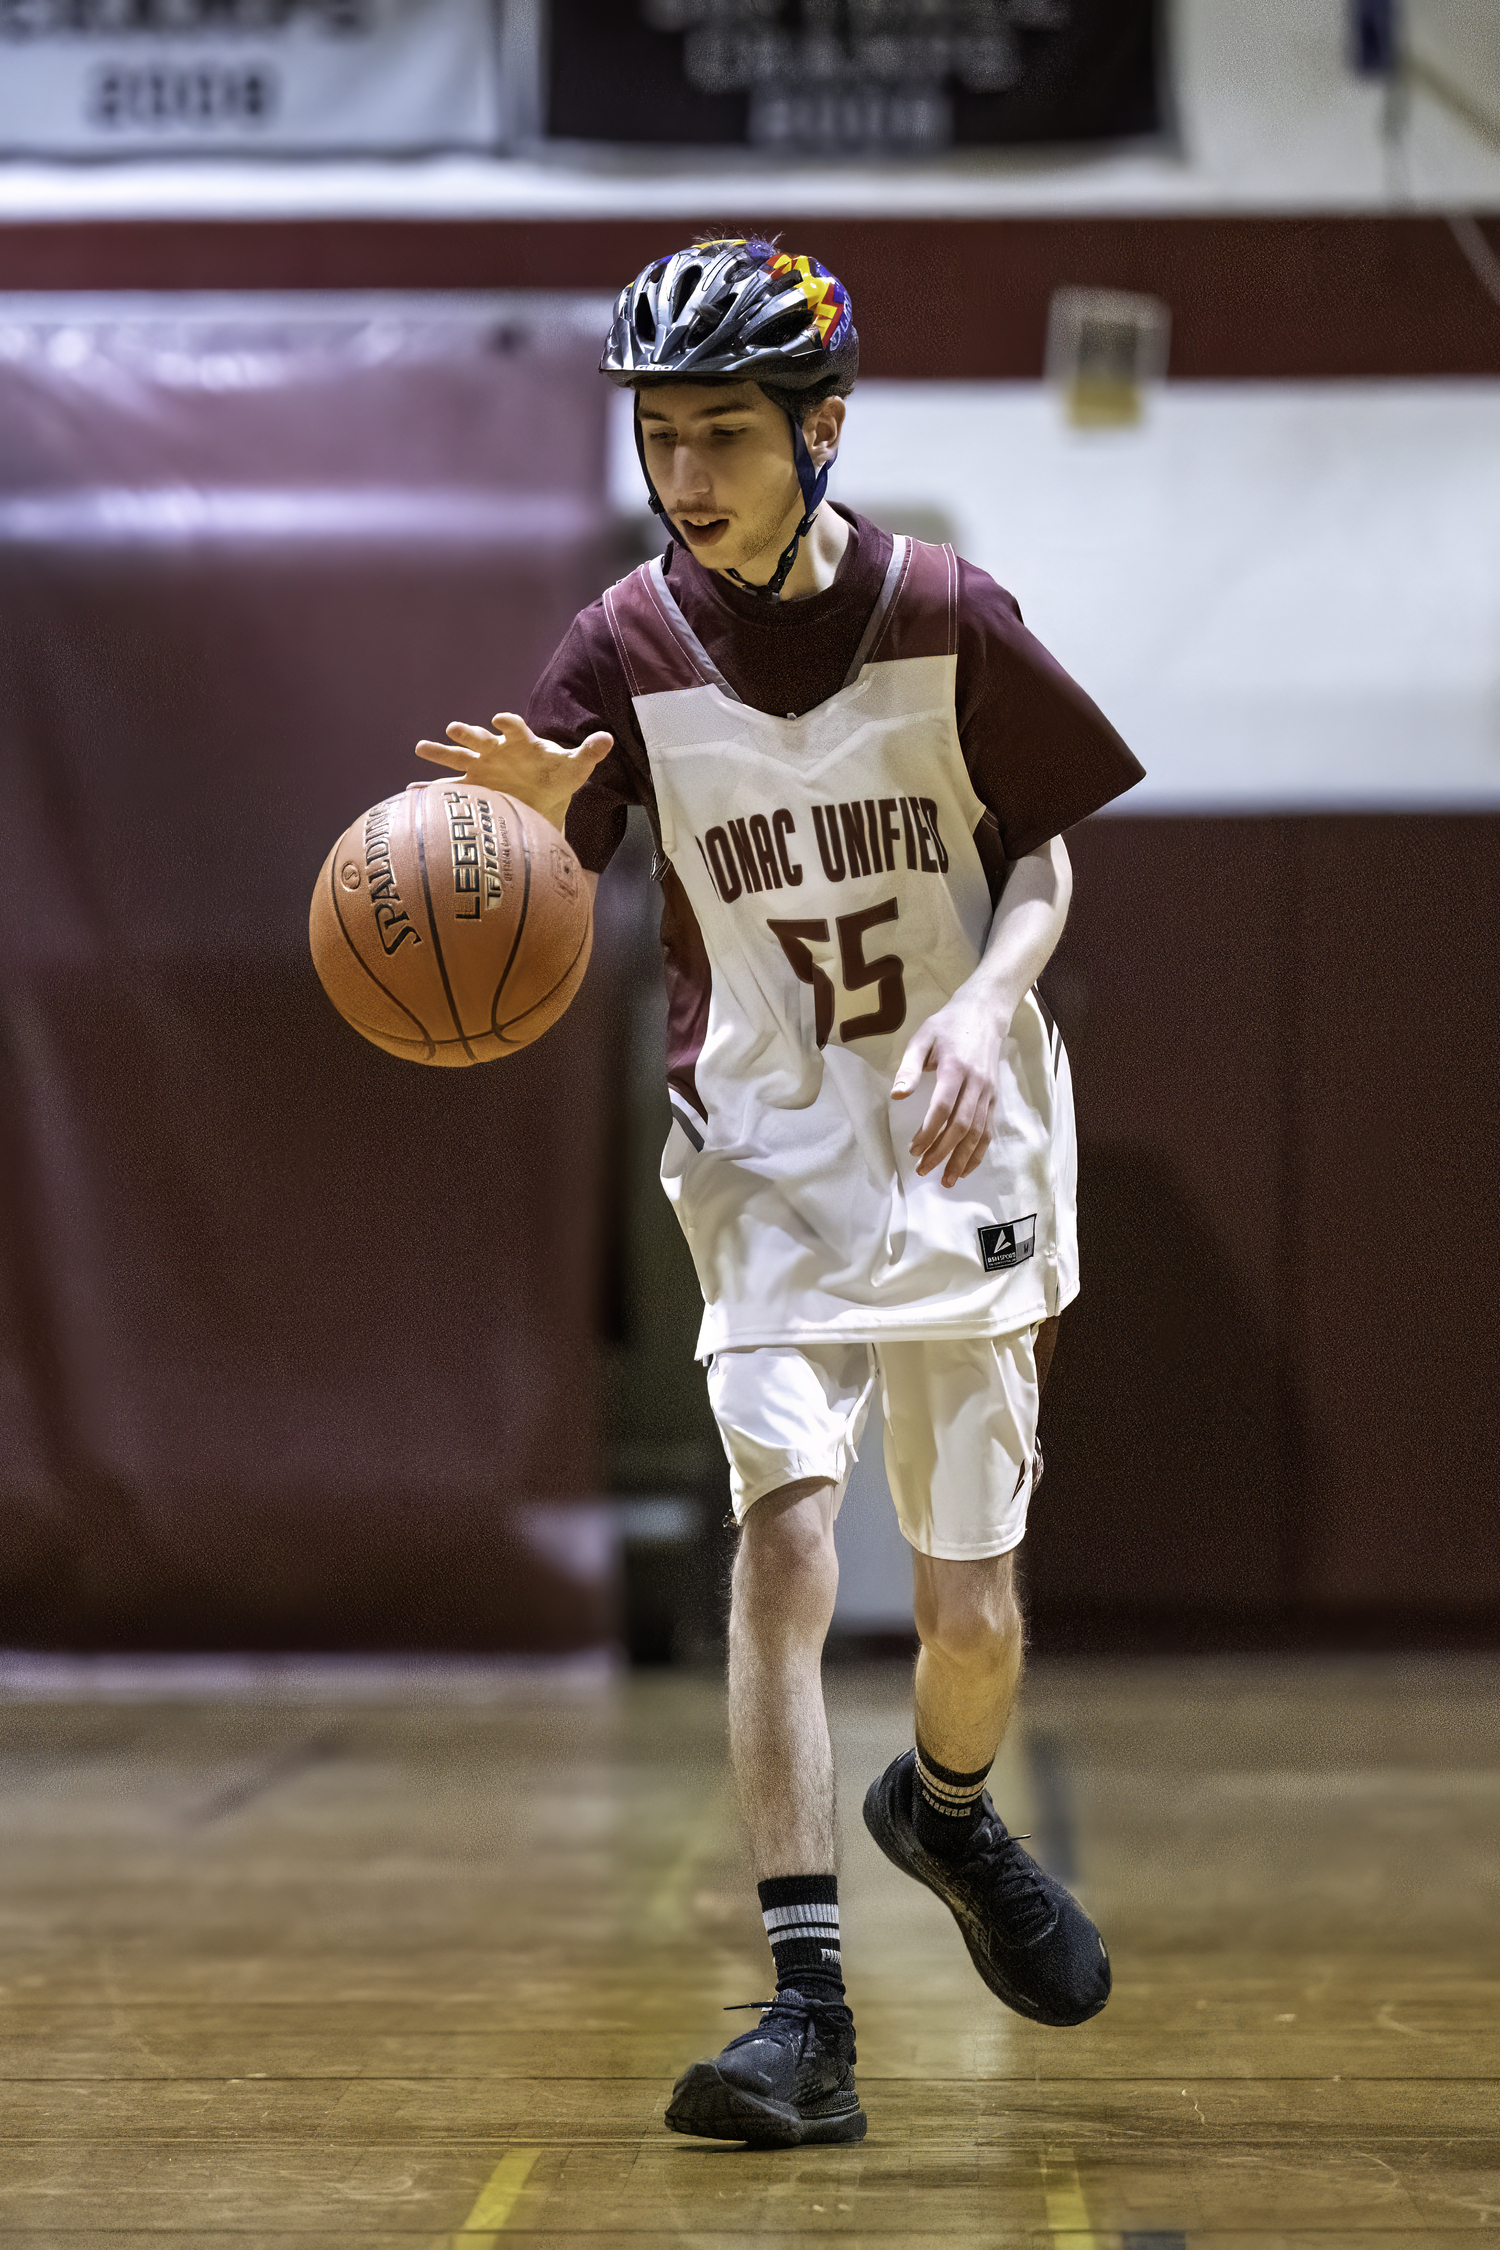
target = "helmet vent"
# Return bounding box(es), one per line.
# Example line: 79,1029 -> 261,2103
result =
756,309 -> 812,350
670,264 -> 703,321
600,241 -> 858,400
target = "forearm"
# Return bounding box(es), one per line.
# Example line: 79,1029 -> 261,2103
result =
964,836 -> 1072,1037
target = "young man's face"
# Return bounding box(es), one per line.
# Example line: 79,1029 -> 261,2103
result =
636,380 -> 845,581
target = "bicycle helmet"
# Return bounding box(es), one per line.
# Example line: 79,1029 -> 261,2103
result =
601,237 -> 859,598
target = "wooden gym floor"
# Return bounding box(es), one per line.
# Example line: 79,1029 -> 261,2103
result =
2,1651 -> 1498,2247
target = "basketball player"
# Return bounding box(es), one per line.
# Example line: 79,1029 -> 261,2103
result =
417,239 -> 1143,2147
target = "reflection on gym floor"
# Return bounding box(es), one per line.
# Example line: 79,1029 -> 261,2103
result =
3,1653 -> 1497,2245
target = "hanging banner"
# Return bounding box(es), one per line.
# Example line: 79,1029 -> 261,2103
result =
0,0 -> 501,155
548,0 -> 1163,154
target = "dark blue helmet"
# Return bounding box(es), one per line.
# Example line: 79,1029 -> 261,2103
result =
601,236 -> 858,396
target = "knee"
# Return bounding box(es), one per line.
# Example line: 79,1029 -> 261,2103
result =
913,1553 -> 1022,1672
734,1481 -> 839,1621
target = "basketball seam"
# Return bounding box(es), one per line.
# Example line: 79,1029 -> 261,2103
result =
414,791 -> 479,1064
496,909 -> 592,1043
489,795 -> 534,1037
325,848 -> 436,1061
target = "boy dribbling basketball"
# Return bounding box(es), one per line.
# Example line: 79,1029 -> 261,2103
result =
417,238 -> 1143,2146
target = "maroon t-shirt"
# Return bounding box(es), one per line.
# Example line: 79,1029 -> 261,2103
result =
528,507 -> 1143,880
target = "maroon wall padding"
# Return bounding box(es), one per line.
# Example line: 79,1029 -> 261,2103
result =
1029,812 -> 1500,1643
1298,821 -> 1500,1606
0,309 -> 625,1651
3,213 -> 1499,376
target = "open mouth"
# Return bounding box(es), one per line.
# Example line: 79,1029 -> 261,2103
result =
680,516 -> 730,546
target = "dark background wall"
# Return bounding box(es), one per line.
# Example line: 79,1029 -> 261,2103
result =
0,301 -> 631,1651
3,213 -> 1499,377
1031,812 -> 1500,1648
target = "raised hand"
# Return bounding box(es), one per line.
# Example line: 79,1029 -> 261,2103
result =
415,711 -> 613,835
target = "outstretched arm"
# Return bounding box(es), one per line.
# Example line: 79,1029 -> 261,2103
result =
892,835 -> 1072,1190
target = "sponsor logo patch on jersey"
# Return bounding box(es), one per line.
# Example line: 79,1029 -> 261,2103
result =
977,1216 -> 1036,1272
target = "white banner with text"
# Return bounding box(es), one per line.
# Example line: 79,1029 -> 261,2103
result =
0,0 -> 502,155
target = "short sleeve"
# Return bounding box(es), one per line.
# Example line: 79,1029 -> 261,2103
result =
525,605 -> 650,878
955,560 -> 1144,861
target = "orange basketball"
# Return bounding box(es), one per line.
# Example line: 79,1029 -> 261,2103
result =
309,780 -> 592,1065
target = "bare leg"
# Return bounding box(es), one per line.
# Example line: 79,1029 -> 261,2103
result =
728,1477 -> 840,1878
910,1314 -> 1053,1764
910,1550 -> 1024,1775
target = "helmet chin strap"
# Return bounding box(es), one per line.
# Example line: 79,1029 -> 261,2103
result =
726,416 -> 832,600
633,398 -> 834,600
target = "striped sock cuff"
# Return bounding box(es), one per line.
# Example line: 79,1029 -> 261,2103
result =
915,1740 -> 993,1820
757,1873 -> 841,1981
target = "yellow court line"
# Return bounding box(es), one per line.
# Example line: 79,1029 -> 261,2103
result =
456,2145 -> 540,2235
1041,2144 -> 1100,2249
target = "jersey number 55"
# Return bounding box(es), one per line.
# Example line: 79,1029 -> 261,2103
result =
768,901 -> 906,1049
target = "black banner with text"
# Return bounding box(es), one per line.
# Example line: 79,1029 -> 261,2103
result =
548,0 -> 1163,155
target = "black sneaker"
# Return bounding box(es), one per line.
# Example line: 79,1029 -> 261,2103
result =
862,1749 -> 1110,2027
665,1990 -> 866,2147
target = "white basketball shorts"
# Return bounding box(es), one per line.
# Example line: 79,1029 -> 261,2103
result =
705,1330 -> 1041,1562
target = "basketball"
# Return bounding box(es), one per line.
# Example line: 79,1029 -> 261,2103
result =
309,780 -> 593,1065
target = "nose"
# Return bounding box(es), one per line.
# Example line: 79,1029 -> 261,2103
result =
671,445 -> 714,504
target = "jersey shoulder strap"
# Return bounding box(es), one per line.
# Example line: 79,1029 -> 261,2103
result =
601,556 -> 736,700
844,535 -> 959,683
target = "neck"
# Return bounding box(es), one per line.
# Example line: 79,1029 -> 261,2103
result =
717,500 -> 850,601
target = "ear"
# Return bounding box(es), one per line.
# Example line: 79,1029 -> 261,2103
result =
802,393 -> 847,470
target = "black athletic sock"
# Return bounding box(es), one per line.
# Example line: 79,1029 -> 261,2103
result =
913,1740 -> 993,1857
757,1874 -> 845,2005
